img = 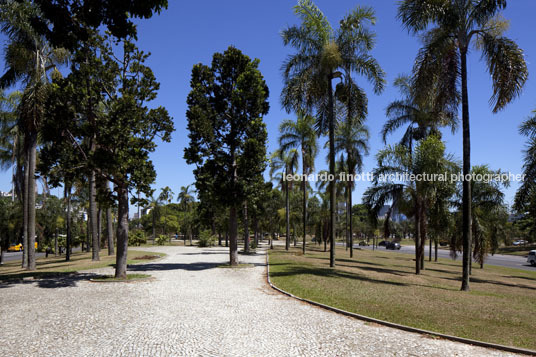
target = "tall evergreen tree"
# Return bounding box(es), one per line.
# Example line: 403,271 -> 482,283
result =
185,46 -> 269,266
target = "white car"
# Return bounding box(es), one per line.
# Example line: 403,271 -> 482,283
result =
528,250 -> 536,267
513,240 -> 528,246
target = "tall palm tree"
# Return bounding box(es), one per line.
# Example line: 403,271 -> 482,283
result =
147,193 -> 161,241
398,0 -> 528,291
0,90 -> 22,200
158,186 -> 174,238
0,1 -> 68,270
334,118 -> 369,258
178,184 -> 195,245
282,0 -> 385,267
382,75 -> 458,150
279,112 -> 317,254
269,149 -> 299,250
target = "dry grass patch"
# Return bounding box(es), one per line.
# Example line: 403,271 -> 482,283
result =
268,245 -> 536,351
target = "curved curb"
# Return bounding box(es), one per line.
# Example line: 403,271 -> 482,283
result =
264,251 -> 536,356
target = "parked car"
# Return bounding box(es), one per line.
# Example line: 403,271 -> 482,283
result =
386,242 -> 401,250
7,242 -> 38,252
358,241 -> 369,246
513,240 -> 528,246
528,250 -> 536,267
378,240 -> 387,247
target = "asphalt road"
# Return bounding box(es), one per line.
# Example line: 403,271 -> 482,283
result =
355,243 -> 535,272
2,246 -> 81,263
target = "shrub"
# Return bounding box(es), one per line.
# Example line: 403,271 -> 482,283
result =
250,240 -> 257,250
155,234 -> 168,246
128,230 -> 147,246
198,230 -> 216,247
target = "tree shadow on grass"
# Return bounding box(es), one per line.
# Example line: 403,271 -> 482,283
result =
443,276 -> 536,291
0,272 -> 97,289
270,265 -> 407,287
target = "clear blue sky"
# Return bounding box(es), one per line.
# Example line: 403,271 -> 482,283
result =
2,0 -> 536,210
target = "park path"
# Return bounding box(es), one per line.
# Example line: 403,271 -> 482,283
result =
0,244 -> 518,357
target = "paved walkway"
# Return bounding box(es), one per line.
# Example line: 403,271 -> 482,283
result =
0,245 -> 518,356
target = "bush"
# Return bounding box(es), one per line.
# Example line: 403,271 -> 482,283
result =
198,230 -> 216,247
128,230 -> 147,246
250,240 -> 257,250
155,234 -> 168,246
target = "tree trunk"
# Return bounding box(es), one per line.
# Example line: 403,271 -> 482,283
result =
65,184 -> 71,261
54,229 -> 58,256
97,207 -> 102,247
89,170 -> 99,261
152,208 -> 156,242
429,236 -> 432,261
243,200 -> 250,253
218,231 -> 222,246
229,205 -> 238,265
460,49 -> 472,292
107,205 -> 114,255
435,239 -> 438,262
115,183 -> 129,279
26,134 -> 37,271
328,76 -> 336,268
22,150 -> 28,268
285,177 -> 290,251
86,209 -> 90,252
349,182 -> 354,258
225,230 -> 228,247
254,216 -> 259,247
414,199 -> 421,275
302,156 -> 307,254
420,203 -> 427,270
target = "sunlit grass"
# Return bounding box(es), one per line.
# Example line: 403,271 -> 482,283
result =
269,245 -> 536,350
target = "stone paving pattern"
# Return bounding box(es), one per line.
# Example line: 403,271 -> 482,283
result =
0,245 -> 519,356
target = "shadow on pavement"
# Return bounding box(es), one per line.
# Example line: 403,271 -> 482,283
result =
0,272 -> 98,289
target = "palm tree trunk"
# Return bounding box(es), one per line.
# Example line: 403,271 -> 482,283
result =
225,230 -> 228,247
229,205 -> 238,265
349,182 -> 354,258
285,177 -> 290,251
420,203 -> 427,270
415,198 -> 421,275
429,236 -> 432,262
328,76 -> 336,268
26,133 -> 37,271
89,170 -> 99,261
460,49 -> 472,292
22,148 -> 29,269
435,238 -> 438,262
152,208 -> 156,242
244,200 -> 250,253
115,183 -> 129,279
254,216 -> 259,247
302,158 -> 307,254
54,229 -> 58,256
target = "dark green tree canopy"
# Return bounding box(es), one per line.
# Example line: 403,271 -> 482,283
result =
185,46 -> 269,206
28,0 -> 168,50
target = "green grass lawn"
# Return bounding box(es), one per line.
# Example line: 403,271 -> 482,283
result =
268,245 -> 536,351
497,244 -> 536,256
0,249 -> 166,281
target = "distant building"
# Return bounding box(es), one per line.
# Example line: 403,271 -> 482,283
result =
0,190 -> 13,199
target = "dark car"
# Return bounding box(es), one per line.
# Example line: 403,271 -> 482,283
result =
378,240 -> 387,247
386,242 -> 401,250
358,241 -> 369,246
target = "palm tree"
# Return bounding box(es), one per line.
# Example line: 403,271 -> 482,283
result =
334,118 -> 369,258
282,0 -> 385,267
158,186 -> 174,238
382,75 -> 458,150
178,184 -> 195,245
0,1 -> 68,270
279,112 -> 317,254
0,90 -> 22,201
398,0 -> 528,291
147,193 -> 161,242
269,149 -> 299,250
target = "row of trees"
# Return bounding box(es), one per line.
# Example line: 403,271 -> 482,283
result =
0,0 -> 173,278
